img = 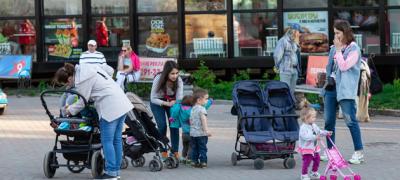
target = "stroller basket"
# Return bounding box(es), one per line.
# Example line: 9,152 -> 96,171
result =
59,141 -> 99,161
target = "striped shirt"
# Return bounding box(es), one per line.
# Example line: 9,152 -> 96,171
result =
79,51 -> 106,64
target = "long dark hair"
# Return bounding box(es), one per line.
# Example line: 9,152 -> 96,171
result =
54,63 -> 75,84
156,60 -> 179,93
334,20 -> 355,45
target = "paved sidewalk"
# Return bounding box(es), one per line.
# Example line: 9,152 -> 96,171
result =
0,96 -> 399,180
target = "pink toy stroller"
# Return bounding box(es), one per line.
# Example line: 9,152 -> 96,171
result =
320,136 -> 361,180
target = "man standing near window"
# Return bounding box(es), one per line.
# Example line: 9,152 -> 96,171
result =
79,40 -> 113,76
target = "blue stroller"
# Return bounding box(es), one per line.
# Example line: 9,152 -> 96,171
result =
231,80 -> 299,169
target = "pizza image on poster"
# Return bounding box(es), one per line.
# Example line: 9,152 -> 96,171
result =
284,11 -> 329,53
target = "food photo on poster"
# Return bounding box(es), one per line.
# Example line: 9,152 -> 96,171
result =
44,18 -> 82,60
145,18 -> 171,54
284,11 -> 329,54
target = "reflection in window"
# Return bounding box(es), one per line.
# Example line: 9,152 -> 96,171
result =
283,0 -> 327,9
138,16 -> 178,58
233,13 -> 277,57
388,10 -> 400,54
185,0 -> 226,11
233,0 -> 277,10
44,18 -> 82,61
185,14 -> 227,58
334,10 -> 380,54
388,0 -> 400,6
0,20 -> 37,61
91,0 -> 129,14
44,0 -> 82,15
333,0 -> 378,7
89,17 -> 130,61
137,0 -> 177,13
0,0 -> 35,17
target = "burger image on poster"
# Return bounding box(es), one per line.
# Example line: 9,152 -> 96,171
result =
286,23 -> 329,53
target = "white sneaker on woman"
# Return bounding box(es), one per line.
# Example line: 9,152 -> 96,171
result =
300,174 -> 311,180
348,151 -> 365,164
309,171 -> 320,179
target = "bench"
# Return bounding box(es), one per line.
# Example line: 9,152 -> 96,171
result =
391,32 -> 400,53
190,37 -> 225,58
263,36 -> 278,56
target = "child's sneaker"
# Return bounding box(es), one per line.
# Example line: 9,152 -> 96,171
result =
173,152 -> 180,159
185,159 -> 192,165
179,157 -> 186,164
161,152 -> 168,161
190,162 -> 198,168
300,174 -> 311,180
348,151 -> 364,164
309,171 -> 320,179
320,151 -> 328,162
200,162 -> 207,168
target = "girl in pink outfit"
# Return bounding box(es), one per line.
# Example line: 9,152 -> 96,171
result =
298,102 -> 332,180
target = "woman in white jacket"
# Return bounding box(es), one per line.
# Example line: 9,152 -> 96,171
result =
54,63 -> 133,180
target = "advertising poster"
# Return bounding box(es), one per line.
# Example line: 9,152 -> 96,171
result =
140,57 -> 176,80
283,11 -> 329,53
44,18 -> 82,60
0,55 -> 32,79
306,56 -> 329,87
145,17 -> 171,54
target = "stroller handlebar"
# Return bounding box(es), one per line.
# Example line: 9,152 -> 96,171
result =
239,114 -> 298,121
40,89 -> 89,122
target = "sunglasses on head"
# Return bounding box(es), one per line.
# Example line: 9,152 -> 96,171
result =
121,49 -> 127,52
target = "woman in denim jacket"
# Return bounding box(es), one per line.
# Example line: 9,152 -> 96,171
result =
273,23 -> 302,94
321,20 -> 364,165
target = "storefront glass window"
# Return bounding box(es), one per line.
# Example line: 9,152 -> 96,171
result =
333,0 -> 378,7
91,0 -> 129,14
138,16 -> 178,58
137,0 -> 177,13
334,10 -> 380,54
44,18 -> 82,61
387,10 -> 400,54
185,14 -> 227,58
0,0 -> 35,17
283,11 -> 329,54
388,0 -> 400,6
44,0 -> 82,15
0,20 -> 37,61
233,0 -> 277,10
185,0 -> 226,11
283,0 -> 327,9
233,13 -> 277,57
89,17 -> 130,61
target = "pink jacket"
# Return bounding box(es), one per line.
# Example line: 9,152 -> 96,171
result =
130,52 -> 140,71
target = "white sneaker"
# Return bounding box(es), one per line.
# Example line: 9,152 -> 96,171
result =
348,151 -> 364,164
301,174 -> 311,180
320,151 -> 328,162
309,171 -> 320,179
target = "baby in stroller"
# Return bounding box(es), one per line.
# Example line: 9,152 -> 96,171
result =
122,92 -> 178,171
297,102 -> 331,180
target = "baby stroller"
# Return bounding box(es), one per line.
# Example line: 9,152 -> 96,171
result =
231,80 -> 299,169
40,90 -> 103,178
320,136 -> 361,180
121,92 -> 179,171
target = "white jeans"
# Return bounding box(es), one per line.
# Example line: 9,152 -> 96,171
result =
116,71 -> 141,90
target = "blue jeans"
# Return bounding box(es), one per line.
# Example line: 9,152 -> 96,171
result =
280,71 -> 298,95
190,136 -> 208,163
99,114 -> 126,177
324,91 -> 363,151
150,102 -> 179,153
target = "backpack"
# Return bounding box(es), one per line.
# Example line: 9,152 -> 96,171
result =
366,55 -> 383,94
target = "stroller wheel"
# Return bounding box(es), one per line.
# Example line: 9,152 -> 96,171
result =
149,159 -> 163,172
329,175 -> 337,180
253,158 -> 264,170
91,150 -> 104,178
319,175 -> 327,180
231,152 -> 238,166
43,151 -> 57,178
67,160 -> 85,173
354,174 -> 361,180
165,157 -> 175,169
131,156 -> 146,167
283,157 -> 296,169
120,157 -> 129,169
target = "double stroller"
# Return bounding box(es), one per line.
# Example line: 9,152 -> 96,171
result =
41,90 -> 104,178
121,92 -> 179,171
231,80 -> 299,169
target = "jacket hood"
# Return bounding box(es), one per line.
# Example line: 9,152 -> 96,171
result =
74,64 -> 108,85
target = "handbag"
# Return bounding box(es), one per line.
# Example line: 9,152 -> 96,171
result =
324,61 -> 336,91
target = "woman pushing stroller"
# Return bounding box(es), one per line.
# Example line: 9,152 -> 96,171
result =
54,63 -> 133,180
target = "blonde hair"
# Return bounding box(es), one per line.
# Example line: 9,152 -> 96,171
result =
299,101 -> 317,122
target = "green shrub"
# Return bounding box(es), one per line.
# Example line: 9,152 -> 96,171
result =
369,79 -> 400,109
191,61 -> 216,90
